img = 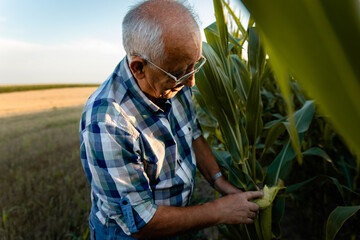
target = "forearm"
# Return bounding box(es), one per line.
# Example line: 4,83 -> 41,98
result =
193,135 -> 241,195
132,202 -> 219,238
192,135 -> 221,182
132,190 -> 263,239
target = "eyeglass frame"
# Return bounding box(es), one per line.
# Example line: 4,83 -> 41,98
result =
130,53 -> 207,86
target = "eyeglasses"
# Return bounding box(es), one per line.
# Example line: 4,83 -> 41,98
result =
130,53 -> 207,86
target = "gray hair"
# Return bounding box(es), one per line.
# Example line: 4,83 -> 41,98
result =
122,0 -> 200,65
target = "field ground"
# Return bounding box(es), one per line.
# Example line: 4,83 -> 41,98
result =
0,102 -> 218,239
0,84 -> 99,94
0,87 -> 97,117
0,106 -> 90,239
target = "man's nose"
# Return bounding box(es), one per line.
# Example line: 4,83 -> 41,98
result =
183,74 -> 196,87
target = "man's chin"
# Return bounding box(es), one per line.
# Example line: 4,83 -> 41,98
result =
171,85 -> 184,93
162,86 -> 184,99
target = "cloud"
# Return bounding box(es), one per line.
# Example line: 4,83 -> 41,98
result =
0,38 -> 126,85
0,17 -> 6,23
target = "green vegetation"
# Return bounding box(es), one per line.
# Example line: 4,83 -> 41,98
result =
0,107 -> 91,239
193,0 -> 359,239
0,84 -> 100,94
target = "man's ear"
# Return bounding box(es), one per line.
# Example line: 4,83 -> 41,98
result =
129,57 -> 146,80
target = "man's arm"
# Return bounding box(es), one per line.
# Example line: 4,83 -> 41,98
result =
132,135 -> 263,239
192,135 -> 242,195
132,190 -> 262,238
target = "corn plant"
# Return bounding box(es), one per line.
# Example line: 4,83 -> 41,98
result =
234,0 -> 360,239
194,0 -> 318,239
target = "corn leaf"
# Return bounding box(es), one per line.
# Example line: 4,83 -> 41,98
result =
212,149 -> 256,190
265,101 -> 314,185
221,0 -> 246,36
261,122 -> 286,159
302,147 -> 332,163
206,22 -> 243,51
238,0 -> 360,161
213,0 -> 229,57
290,101 -> 315,133
245,66 -> 261,145
230,55 -> 249,103
326,206 -> 360,240
271,196 -> 285,238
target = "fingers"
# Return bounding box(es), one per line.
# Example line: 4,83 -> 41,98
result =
248,211 -> 256,219
244,190 -> 264,200
248,202 -> 260,212
216,191 -> 263,225
244,218 -> 254,224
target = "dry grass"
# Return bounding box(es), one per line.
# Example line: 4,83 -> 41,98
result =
0,87 -> 97,117
0,84 -> 99,94
0,106 -> 91,240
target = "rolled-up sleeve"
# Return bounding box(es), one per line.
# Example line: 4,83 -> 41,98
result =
82,120 -> 157,235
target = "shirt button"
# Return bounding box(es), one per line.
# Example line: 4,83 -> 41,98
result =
122,200 -> 128,205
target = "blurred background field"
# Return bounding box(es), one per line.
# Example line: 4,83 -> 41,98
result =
0,84 -> 99,94
0,105 -> 91,239
0,86 -> 98,117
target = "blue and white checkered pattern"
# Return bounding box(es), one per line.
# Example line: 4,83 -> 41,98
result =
79,57 -> 202,236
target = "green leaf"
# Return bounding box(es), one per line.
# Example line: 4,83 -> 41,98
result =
212,149 -> 253,190
265,100 -> 314,185
213,0 -> 229,57
248,27 -> 265,80
326,206 -> 360,240
222,0 -> 246,36
230,54 -> 250,103
271,196 -> 285,238
265,136 -> 297,186
245,64 -> 262,145
291,100 -> 315,133
302,147 -> 331,162
261,122 -> 286,158
302,147 -> 337,170
239,0 -> 360,161
285,176 -> 318,193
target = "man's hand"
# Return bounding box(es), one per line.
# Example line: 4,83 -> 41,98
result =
213,191 -> 263,224
132,190 -> 263,239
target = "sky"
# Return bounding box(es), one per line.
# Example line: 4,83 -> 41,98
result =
0,0 -> 249,85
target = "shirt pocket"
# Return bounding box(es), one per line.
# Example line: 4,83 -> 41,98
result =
177,123 -> 192,140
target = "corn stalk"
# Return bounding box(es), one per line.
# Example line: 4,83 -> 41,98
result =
235,0 -> 360,239
194,0 -> 316,238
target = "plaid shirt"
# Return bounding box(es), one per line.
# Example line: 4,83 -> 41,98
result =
79,57 -> 202,236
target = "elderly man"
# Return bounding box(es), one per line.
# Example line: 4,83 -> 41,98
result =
79,0 -> 263,239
